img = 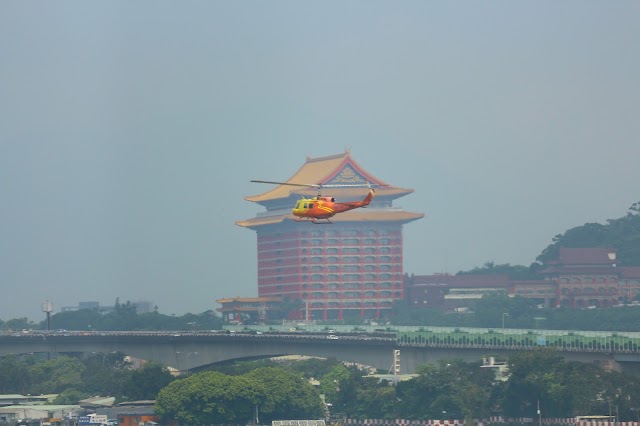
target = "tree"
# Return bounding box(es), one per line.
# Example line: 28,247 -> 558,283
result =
457,262 -> 540,280
124,362 -> 175,401
50,309 -> 102,331
53,388 -> 90,405
155,366 -> 325,425
155,371 -> 265,425
474,293 -> 537,328
536,201 -> 640,267
29,356 -> 86,394
80,352 -> 133,401
395,359 -> 494,421
279,297 -> 304,321
287,356 -> 342,380
354,382 -> 397,419
245,367 -> 325,423
2,317 -> 37,331
319,363 -> 351,406
500,348 -> 612,418
0,355 -> 33,394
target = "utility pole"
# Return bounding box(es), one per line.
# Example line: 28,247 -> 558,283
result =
42,300 -> 53,331
42,301 -> 53,361
502,312 -> 509,331
537,400 -> 542,426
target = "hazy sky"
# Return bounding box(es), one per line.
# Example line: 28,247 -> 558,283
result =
1,2 -> 639,321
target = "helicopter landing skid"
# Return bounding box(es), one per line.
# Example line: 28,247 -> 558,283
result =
311,218 -> 332,225
294,217 -> 333,224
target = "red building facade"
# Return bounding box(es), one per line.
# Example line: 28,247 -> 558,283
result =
404,248 -> 640,310
236,150 -> 423,320
541,247 -> 630,308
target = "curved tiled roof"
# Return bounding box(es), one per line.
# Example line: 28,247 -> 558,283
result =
246,150 -> 413,203
235,209 -> 425,229
549,247 -> 617,265
216,297 -> 283,303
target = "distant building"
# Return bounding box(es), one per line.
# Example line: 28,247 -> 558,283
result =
541,247 -> 640,308
60,300 -> 153,315
236,150 -> 423,320
405,247 -> 640,310
97,401 -> 158,426
0,395 -> 50,408
511,280 -> 556,307
0,404 -> 84,425
217,248 -> 640,316
405,273 -> 510,310
216,296 -> 284,324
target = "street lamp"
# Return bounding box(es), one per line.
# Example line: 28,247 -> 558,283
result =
502,312 -> 509,331
93,351 -> 117,367
537,400 -> 542,426
176,351 -> 198,375
42,301 -> 53,331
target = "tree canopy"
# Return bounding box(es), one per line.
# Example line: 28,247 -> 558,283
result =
154,367 -> 324,425
0,352 -> 175,403
537,200 -> 640,266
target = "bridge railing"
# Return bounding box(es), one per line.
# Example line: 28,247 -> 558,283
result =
222,324 -> 640,354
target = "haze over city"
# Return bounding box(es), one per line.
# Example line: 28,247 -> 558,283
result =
1,2 -> 639,321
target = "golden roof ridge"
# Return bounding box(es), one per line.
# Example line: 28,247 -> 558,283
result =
305,151 -> 349,164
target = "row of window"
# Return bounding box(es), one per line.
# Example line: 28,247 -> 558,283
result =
304,255 -> 398,262
558,276 -> 619,284
282,229 -> 397,238
304,291 -> 402,298
258,238 -> 401,253
305,238 -> 397,246
258,269 -> 402,279
258,271 -> 401,279
307,282 -> 398,289
560,287 -> 618,295
304,264 -> 398,272
308,301 -> 394,308
514,289 -> 556,295
258,228 -> 400,243
257,246 -> 399,255
309,248 -> 398,255
257,261 -> 401,270
259,282 -> 401,291
305,229 -> 394,237
307,273 -> 400,281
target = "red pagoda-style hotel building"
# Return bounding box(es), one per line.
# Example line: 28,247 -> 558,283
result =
235,150 -> 424,321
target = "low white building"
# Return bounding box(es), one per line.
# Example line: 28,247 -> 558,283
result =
0,404 -> 83,424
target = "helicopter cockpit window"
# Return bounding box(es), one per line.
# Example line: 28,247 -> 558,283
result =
309,203 -> 314,208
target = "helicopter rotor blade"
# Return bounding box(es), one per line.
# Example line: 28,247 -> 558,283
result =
250,180 -> 321,188
251,180 -> 389,189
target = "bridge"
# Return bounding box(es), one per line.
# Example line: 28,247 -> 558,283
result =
2,325 -> 640,374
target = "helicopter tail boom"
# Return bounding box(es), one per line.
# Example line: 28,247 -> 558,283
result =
332,188 -> 375,213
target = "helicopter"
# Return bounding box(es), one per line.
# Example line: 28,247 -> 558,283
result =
250,180 -> 380,224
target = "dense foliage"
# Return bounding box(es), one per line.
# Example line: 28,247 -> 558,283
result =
455,201 -> 640,279
393,293 -> 640,331
395,359 -> 497,420
0,353 -> 174,403
154,367 -> 325,424
3,349 -> 640,421
502,349 -> 640,419
0,299 -> 223,331
537,201 -> 640,266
